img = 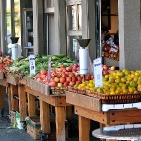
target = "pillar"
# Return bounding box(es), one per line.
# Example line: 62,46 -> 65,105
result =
118,0 -> 141,70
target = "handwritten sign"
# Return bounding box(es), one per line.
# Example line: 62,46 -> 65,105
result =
29,54 -> 36,75
93,57 -> 103,88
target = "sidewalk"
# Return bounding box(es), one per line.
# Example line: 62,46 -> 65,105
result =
0,94 -> 99,141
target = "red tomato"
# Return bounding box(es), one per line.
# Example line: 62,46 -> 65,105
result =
40,69 -> 47,75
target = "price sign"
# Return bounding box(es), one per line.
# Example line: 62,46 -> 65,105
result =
48,57 -> 52,82
93,57 -> 103,88
29,54 -> 36,75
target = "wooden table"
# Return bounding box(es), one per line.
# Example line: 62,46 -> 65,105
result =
25,86 -> 71,141
66,91 -> 141,141
6,74 -> 27,121
0,79 -> 7,116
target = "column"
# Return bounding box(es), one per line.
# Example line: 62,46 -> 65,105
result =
32,0 -> 44,55
118,0 -> 141,70
0,0 -> 6,53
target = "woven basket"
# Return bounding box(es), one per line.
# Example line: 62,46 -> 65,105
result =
93,92 -> 141,104
50,87 -> 68,95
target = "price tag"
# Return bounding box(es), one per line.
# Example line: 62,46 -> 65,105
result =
29,54 -> 36,75
48,57 -> 52,82
93,57 -> 103,88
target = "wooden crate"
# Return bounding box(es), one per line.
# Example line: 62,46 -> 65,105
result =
6,74 -> 19,85
40,83 -> 50,96
0,71 -> 4,79
66,91 -> 101,112
26,116 -> 41,140
19,77 -> 27,85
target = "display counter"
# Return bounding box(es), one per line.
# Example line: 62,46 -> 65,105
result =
66,91 -> 141,141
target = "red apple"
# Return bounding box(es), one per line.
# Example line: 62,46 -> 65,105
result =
66,66 -> 72,72
61,73 -> 67,78
91,75 -> 94,80
69,72 -> 75,77
64,82 -> 69,87
85,74 -> 91,81
103,65 -> 109,70
72,66 -> 77,72
76,81 -> 82,84
60,77 -> 66,83
49,81 -> 57,87
66,77 -> 71,82
40,69 -> 47,75
69,81 -> 75,87
58,83 -> 63,87
72,76 -> 77,82
77,76 -> 83,81
103,70 -> 109,76
54,77 -> 60,83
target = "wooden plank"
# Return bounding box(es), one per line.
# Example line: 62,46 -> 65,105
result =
10,84 -> 18,111
79,115 -> 90,141
75,106 -> 107,124
0,85 -> 5,110
66,91 -> 101,112
0,79 -> 7,87
108,109 -> 141,125
18,85 -> 27,121
55,106 -> 66,141
0,72 -> 4,79
27,93 -> 36,116
40,100 -> 50,133
25,86 -> 70,106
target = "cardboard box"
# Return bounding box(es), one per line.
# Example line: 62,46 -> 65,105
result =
16,111 -> 24,130
26,116 -> 41,140
10,110 -> 16,124
26,116 -> 68,140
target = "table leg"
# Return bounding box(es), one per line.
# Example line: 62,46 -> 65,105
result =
40,100 -> 50,133
79,115 -> 90,141
27,93 -> 36,116
55,106 -> 65,141
66,106 -> 73,120
0,85 -> 5,110
7,85 -> 11,113
10,84 -> 18,111
18,85 -> 27,121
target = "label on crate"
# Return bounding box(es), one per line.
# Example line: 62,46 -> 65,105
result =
29,54 -> 36,75
48,57 -> 52,82
93,57 -> 103,88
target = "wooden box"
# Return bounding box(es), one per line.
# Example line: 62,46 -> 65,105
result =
26,116 -> 41,140
6,74 -> 19,85
40,83 -> 50,96
19,77 -> 27,85
0,71 -> 4,79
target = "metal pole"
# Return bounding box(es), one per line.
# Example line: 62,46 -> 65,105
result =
96,0 -> 102,58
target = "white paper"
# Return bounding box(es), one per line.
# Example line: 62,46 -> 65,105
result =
93,57 -> 103,88
11,44 -> 18,60
29,54 -> 36,75
79,48 -> 88,74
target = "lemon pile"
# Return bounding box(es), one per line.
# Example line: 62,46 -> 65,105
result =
74,69 -> 141,95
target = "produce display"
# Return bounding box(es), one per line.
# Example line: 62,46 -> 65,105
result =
35,63 -> 83,87
0,56 -> 13,72
73,69 -> 141,95
102,34 -> 119,61
6,54 -> 76,77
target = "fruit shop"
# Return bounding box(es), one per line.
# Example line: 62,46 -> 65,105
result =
0,0 -> 141,141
